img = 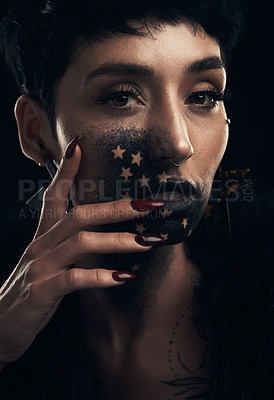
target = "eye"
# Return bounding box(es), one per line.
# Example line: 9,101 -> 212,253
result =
189,92 -> 214,105
186,89 -> 225,109
108,93 -> 137,107
95,83 -> 144,108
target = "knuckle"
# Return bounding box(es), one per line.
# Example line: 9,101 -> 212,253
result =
26,235 -> 47,258
94,268 -> 102,283
108,201 -> 128,221
25,258 -> 45,283
25,240 -> 38,260
43,186 -> 54,203
74,231 -> 90,248
113,232 -> 127,246
67,205 -> 96,229
65,269 -> 83,287
109,200 -> 120,217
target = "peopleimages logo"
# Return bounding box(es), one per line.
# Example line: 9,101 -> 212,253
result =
209,178 -> 254,203
18,177 -> 254,205
18,179 -> 196,203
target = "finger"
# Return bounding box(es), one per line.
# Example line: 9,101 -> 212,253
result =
38,268 -> 134,302
38,231 -> 154,275
33,198 -> 163,251
35,138 -> 81,239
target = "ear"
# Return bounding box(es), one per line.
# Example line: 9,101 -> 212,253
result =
14,95 -> 56,165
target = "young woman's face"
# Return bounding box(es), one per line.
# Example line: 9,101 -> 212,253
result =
51,22 -> 228,245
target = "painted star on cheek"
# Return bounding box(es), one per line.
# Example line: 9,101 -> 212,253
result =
135,223 -> 146,234
157,171 -> 172,184
161,233 -> 169,242
112,145 -> 126,159
120,167 -> 133,181
138,174 -> 150,188
131,151 -> 143,167
182,217 -> 188,229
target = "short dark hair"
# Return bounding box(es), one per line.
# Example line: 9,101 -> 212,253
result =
0,0 -> 244,133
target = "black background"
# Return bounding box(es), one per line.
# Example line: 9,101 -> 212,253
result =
0,1 -> 268,211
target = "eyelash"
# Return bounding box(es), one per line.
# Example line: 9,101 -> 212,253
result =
186,88 -> 227,111
94,83 -> 229,113
95,83 -> 142,105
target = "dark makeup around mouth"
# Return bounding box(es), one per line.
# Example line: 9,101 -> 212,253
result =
137,179 -> 192,199
77,125 -> 208,245
95,178 -> 206,247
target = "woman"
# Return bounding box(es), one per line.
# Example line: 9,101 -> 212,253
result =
0,1 -> 273,399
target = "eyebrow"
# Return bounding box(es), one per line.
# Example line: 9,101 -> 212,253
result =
187,56 -> 226,73
83,56 -> 225,85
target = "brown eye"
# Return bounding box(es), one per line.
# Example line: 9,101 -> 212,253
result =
95,83 -> 144,108
189,93 -> 214,105
186,89 -> 225,110
111,94 -> 130,106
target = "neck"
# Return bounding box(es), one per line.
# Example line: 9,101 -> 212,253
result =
75,244 -> 209,400
77,242 -> 201,347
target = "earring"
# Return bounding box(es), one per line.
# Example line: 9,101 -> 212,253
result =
226,118 -> 231,125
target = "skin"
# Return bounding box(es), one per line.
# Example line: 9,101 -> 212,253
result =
0,22 -> 228,399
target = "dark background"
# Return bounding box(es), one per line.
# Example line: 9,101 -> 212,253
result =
0,1 -> 268,211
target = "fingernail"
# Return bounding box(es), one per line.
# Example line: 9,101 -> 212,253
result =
112,271 -> 136,282
65,135 -> 81,159
135,234 -> 164,246
131,198 -> 164,211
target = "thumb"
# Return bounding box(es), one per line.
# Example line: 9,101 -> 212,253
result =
34,136 -> 81,238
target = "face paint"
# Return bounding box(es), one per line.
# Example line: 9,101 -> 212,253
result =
73,126 -> 209,246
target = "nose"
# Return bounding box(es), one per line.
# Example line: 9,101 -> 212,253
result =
147,98 -> 194,166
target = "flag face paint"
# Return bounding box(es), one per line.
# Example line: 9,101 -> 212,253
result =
72,126 -> 209,246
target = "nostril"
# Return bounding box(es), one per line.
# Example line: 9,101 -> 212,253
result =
171,158 -> 186,167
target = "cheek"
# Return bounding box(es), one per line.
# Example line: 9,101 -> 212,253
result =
71,123 -> 145,204
203,126 -> 228,162
191,121 -> 228,178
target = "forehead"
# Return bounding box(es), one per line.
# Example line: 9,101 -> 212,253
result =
63,22 -> 222,83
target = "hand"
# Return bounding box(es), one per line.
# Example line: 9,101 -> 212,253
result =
0,138 -> 163,370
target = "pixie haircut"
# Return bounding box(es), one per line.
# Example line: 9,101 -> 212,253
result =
0,0 -> 243,133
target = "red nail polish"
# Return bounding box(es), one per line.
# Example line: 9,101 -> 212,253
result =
131,198 -> 164,211
135,234 -> 164,246
112,271 -> 136,282
65,135 -> 81,159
